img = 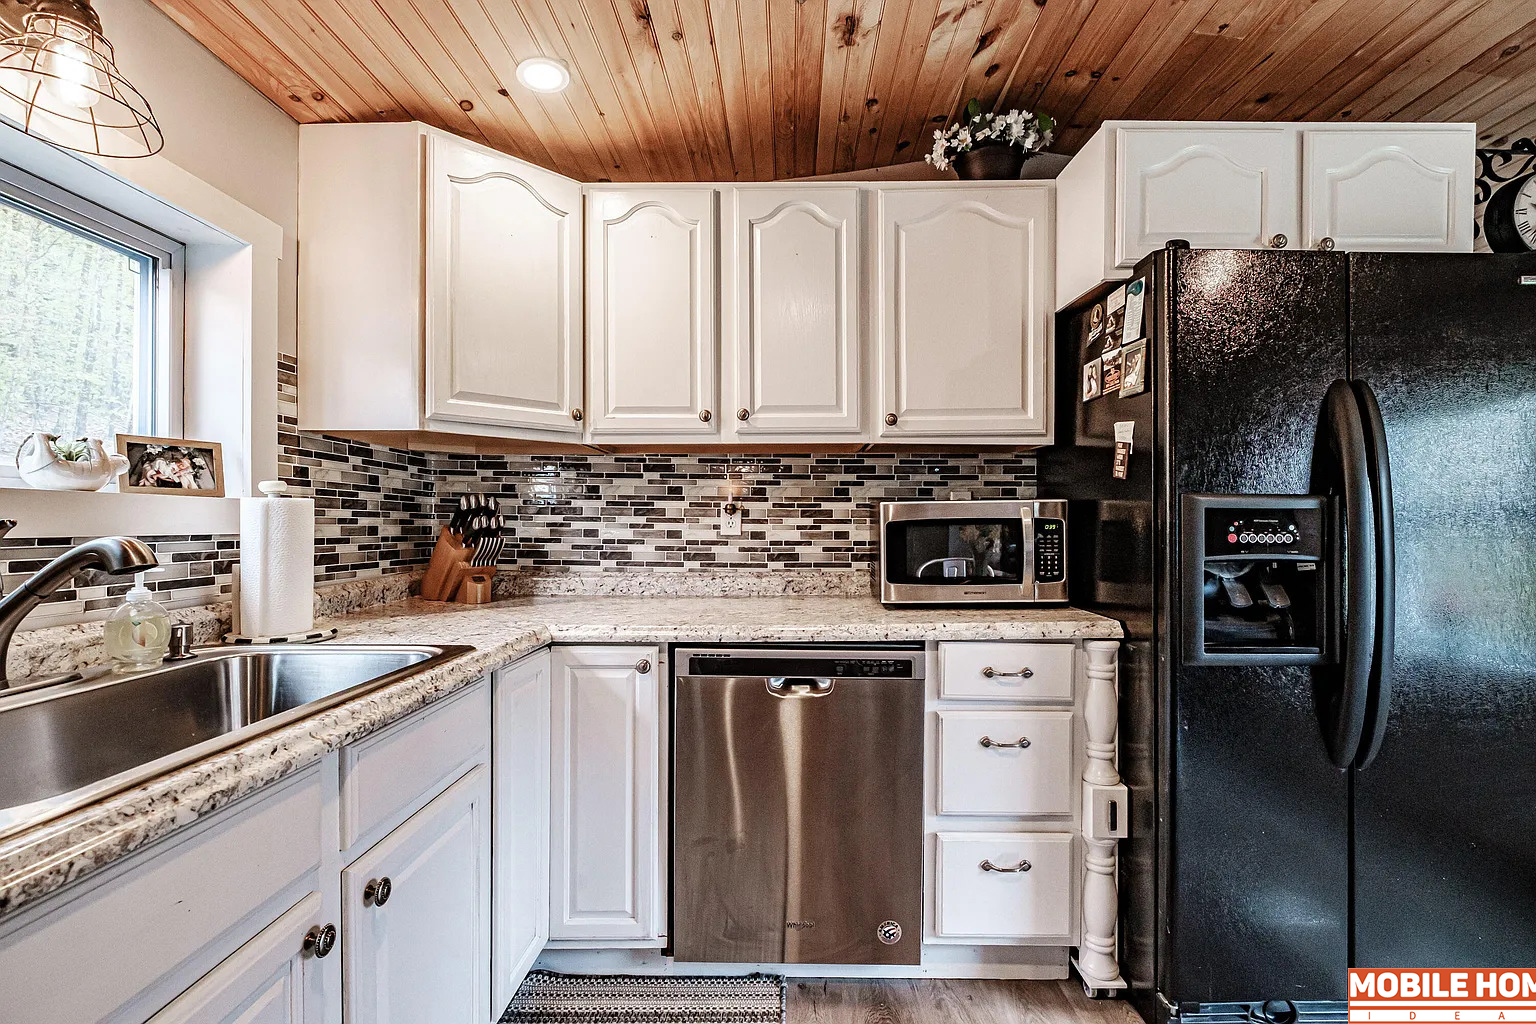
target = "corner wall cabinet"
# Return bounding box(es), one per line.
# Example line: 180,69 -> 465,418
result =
1054,121 -> 1476,308
298,123 -> 584,444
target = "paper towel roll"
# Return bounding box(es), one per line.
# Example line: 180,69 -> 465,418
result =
239,480 -> 315,638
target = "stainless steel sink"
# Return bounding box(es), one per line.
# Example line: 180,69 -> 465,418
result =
0,644 -> 472,840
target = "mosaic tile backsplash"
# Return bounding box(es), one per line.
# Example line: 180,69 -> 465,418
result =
1,354 -> 1036,626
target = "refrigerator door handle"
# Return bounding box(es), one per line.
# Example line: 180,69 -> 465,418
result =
1322,379 -> 1377,769
1351,378 -> 1396,770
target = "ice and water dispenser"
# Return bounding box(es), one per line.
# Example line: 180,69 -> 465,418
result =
1181,495 -> 1331,665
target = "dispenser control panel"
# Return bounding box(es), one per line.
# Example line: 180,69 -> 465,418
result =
1204,505 -> 1324,559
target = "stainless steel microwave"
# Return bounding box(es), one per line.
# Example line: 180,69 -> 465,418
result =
879,500 -> 1068,605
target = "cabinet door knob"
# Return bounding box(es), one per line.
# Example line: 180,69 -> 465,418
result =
981,666 -> 1033,679
737,408 -> 750,421
980,858 -> 1032,873
303,923 -> 337,959
1269,233 -> 1289,249
635,658 -> 652,674
571,408 -> 583,422
699,409 -> 713,423
364,876 -> 392,907
1314,236 -> 1336,251
884,412 -> 898,427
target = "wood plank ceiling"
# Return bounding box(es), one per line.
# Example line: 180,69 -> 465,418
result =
144,0 -> 1536,181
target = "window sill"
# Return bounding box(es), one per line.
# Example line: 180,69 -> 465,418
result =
0,486 -> 239,539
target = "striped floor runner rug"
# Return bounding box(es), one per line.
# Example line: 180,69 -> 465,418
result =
500,971 -> 787,1024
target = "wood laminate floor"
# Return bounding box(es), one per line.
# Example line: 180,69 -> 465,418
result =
787,979 -> 1146,1024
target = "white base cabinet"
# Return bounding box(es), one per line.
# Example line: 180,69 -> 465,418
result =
147,892 -> 329,1024
342,766 -> 491,1024
493,653 -> 552,1011
549,646 -> 662,943
1055,120 -> 1476,308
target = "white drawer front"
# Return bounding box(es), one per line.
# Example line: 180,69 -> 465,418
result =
340,678 -> 490,851
939,642 -> 1073,702
937,710 -> 1074,815
935,832 -> 1075,939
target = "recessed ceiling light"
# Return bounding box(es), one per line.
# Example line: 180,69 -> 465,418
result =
516,57 -> 570,93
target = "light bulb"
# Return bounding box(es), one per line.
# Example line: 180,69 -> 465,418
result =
39,37 -> 103,109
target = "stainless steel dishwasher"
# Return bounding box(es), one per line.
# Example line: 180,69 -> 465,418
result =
671,647 -> 925,965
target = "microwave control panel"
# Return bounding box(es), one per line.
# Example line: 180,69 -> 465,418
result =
1034,518 -> 1066,583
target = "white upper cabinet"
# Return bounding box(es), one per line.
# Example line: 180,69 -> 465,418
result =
728,187 -> 862,436
587,189 -> 718,437
549,646 -> 660,942
299,122 -> 586,440
426,134 -> 584,432
1116,125 -> 1299,261
1055,121 -> 1475,309
1301,126 -> 1475,252
876,186 -> 1053,441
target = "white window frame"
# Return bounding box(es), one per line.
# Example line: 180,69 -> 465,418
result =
0,157 -> 186,484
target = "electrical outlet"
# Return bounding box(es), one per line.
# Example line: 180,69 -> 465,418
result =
719,502 -> 742,536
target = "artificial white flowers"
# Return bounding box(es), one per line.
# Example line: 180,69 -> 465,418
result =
925,99 -> 1055,171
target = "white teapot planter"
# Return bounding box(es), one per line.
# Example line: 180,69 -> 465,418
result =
14,433 -> 129,491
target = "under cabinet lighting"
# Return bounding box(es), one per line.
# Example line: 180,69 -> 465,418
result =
515,57 -> 570,94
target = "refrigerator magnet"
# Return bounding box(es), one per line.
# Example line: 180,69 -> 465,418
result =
1082,356 -> 1103,402
1124,278 -> 1147,341
1107,284 -> 1126,314
1120,339 -> 1148,397
1088,301 -> 1105,341
1101,346 -> 1125,394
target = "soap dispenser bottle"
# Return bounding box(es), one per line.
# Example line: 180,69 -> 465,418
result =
104,568 -> 171,669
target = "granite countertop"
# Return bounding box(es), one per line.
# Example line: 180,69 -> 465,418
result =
0,593 -> 1121,921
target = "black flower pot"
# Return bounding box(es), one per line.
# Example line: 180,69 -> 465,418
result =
953,144 -> 1029,180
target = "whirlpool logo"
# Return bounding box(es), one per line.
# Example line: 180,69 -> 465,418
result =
785,920 -> 816,931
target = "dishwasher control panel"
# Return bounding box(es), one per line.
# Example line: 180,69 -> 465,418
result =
684,654 -> 920,678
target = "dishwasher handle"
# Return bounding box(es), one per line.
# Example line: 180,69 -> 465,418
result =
766,677 -> 835,697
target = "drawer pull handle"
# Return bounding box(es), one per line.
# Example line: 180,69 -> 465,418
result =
981,666 -> 1033,679
980,858 -> 1032,873
979,735 -> 1031,749
364,876 -> 392,907
302,923 -> 337,959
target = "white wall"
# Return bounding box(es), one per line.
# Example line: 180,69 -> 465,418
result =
91,0 -> 300,355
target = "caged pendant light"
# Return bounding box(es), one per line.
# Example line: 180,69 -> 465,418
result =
0,0 -> 162,158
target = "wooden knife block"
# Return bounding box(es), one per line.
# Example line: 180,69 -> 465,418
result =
421,527 -> 480,602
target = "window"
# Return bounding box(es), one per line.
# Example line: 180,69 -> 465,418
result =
0,159 -> 181,474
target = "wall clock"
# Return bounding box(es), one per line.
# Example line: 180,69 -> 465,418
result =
1483,172 -> 1536,252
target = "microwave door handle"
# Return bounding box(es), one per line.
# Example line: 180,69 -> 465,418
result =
1024,511 -> 1037,597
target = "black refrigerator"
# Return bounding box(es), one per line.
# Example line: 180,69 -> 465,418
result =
1042,245 -> 1536,1024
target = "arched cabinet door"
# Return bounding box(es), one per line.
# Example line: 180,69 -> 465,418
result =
1116,126 -> 1298,262
1302,127 -> 1474,252
876,186 -> 1053,440
729,187 -> 861,436
586,188 -> 719,437
426,135 -> 583,432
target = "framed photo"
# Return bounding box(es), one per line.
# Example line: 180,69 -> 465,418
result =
116,435 -> 225,497
1120,340 -> 1148,397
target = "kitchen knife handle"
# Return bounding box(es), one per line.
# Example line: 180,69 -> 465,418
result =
1351,378 -> 1395,771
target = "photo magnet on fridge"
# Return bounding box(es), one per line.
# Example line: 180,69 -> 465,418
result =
1101,347 -> 1124,394
1082,356 -> 1103,402
1120,339 -> 1148,397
